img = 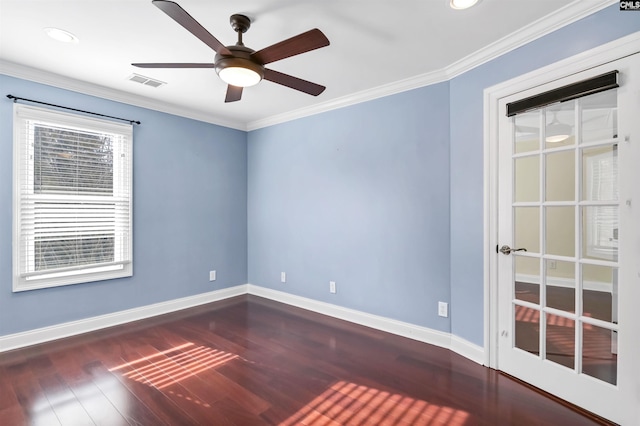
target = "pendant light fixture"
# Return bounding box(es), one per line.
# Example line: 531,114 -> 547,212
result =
545,113 -> 572,143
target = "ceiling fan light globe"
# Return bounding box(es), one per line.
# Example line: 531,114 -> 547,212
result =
215,53 -> 264,88
545,122 -> 572,143
546,134 -> 570,143
219,67 -> 262,87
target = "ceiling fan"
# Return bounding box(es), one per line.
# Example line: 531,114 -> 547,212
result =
132,0 -> 330,103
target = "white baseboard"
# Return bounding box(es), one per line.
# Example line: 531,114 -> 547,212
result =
247,284 -> 485,365
450,334 -> 485,365
0,283 -> 485,366
0,284 -> 248,352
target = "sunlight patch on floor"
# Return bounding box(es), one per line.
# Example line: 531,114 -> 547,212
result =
280,380 -> 469,426
109,342 -> 238,390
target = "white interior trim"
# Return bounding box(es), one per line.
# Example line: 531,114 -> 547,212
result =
0,284 -> 248,352
445,0 -> 618,80
0,284 -> 485,366
483,31 -> 640,369
0,60 -> 247,131
248,285 -> 485,365
246,70 -> 449,131
450,334 -> 486,366
0,1 -> 615,132
249,1 -> 615,130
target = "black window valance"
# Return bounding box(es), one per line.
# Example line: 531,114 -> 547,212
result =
506,71 -> 618,117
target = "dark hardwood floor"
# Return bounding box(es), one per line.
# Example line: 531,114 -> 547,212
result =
0,295 -> 613,425
514,282 -> 617,385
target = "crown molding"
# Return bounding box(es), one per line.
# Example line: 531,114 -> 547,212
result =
246,69 -> 449,131
1,1 -> 617,132
247,0 -> 616,130
444,0 -> 618,79
0,60 -> 246,131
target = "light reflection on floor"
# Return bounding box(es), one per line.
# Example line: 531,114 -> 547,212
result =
281,380 -> 469,426
32,374 -> 129,426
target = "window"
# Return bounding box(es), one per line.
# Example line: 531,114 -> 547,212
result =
13,104 -> 132,291
585,146 -> 618,261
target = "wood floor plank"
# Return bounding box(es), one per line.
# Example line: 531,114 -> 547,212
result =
113,342 -> 224,423
83,360 -> 169,426
211,397 -> 274,426
12,372 -> 62,426
0,405 -> 29,425
45,344 -> 130,426
67,378 -> 128,426
38,373 -> 95,426
93,354 -> 200,426
136,329 -> 272,416
0,294 -> 613,425
0,366 -> 21,412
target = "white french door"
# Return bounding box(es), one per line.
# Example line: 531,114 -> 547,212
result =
496,53 -> 640,424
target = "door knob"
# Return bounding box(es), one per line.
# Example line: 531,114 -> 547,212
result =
499,245 -> 527,255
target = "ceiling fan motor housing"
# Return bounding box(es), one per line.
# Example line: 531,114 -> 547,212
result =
214,45 -> 265,83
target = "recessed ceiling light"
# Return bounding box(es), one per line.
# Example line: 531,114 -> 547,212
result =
43,27 -> 79,43
450,0 -> 480,10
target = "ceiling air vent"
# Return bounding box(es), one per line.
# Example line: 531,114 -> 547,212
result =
127,73 -> 166,88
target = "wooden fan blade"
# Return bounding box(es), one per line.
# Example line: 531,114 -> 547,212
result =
132,63 -> 216,68
252,29 -> 329,65
152,0 -> 231,55
263,68 -> 325,96
225,85 -> 243,103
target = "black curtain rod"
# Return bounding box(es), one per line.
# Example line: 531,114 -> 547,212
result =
6,94 -> 141,125
506,71 -> 618,117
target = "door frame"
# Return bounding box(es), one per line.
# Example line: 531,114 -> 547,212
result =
483,31 -> 640,369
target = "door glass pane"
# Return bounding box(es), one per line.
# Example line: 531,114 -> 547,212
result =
545,313 -> 575,370
546,207 -> 575,257
506,85 -> 624,395
515,256 -> 540,304
515,304 -> 539,356
582,145 -> 618,201
515,207 -> 539,253
515,111 -> 540,154
582,324 -> 617,385
582,206 -> 618,262
583,264 -> 617,323
581,89 -> 617,143
545,102 -> 575,149
546,260 -> 575,312
515,156 -> 539,202
546,150 -> 574,201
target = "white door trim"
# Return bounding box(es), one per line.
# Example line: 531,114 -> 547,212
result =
483,31 -> 640,369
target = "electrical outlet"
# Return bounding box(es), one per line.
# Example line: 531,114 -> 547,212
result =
329,281 -> 336,294
549,260 -> 557,270
281,272 -> 286,283
209,270 -> 216,281
438,301 -> 448,318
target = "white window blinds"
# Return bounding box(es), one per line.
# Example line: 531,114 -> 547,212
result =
13,104 -> 133,291
585,146 -> 618,260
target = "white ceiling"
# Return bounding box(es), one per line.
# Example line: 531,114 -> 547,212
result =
0,0 -> 614,130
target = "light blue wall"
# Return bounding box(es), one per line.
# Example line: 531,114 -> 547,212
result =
2,4 -> 638,346
248,83 -> 451,331
449,5 -> 640,345
0,75 -> 248,336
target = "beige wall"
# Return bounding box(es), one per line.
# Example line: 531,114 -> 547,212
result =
513,137 -> 612,287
